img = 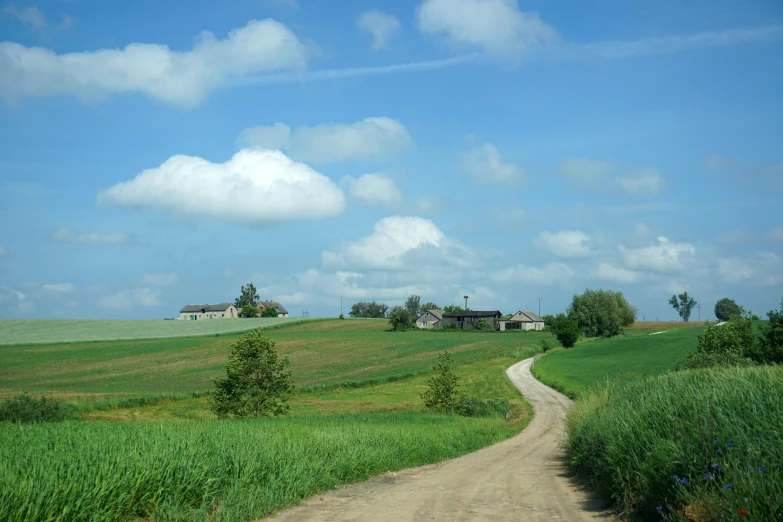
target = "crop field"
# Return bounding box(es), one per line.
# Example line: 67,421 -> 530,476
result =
0,319 -> 551,399
0,412 -> 522,522
0,317 -> 316,345
531,327 -> 702,398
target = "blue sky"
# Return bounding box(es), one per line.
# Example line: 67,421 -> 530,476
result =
0,0 -> 781,321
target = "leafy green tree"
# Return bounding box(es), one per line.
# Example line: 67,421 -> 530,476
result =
261,307 -> 278,318
669,292 -> 697,322
234,282 -> 260,309
405,295 -> 421,317
550,313 -> 580,348
388,307 -> 412,330
241,303 -> 258,318
567,289 -> 636,337
476,318 -> 490,330
696,314 -> 755,358
420,351 -> 461,412
210,329 -> 294,418
420,302 -> 439,314
541,314 -> 556,328
349,301 -> 389,318
714,298 -> 741,322
758,299 -> 783,364
443,304 -> 470,313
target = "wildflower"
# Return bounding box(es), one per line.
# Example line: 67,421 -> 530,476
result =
748,466 -> 755,471
717,449 -> 723,454
738,508 -> 748,515
727,442 -> 734,448
715,439 -> 722,444
703,472 -> 715,480
656,506 -> 663,511
744,497 -> 749,503
758,467 -> 766,472
712,463 -> 720,469
725,483 -> 734,489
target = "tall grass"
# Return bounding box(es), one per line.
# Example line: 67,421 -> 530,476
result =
565,366 -> 783,521
0,412 -> 517,522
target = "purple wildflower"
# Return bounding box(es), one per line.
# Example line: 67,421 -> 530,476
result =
703,472 -> 715,480
727,442 -> 734,448
758,467 -> 766,472
725,483 -> 734,489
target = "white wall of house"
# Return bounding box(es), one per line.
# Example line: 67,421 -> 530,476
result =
179,305 -> 238,320
416,311 -> 441,329
510,312 -> 545,331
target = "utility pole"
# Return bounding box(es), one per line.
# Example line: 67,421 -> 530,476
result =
340,296 -> 342,317
698,304 -> 701,322
538,297 -> 541,317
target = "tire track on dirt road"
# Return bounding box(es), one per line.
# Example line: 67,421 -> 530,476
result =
266,357 -> 615,521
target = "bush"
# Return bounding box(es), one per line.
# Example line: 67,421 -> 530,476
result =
421,351 -> 460,412
0,394 -> 77,423
549,314 -> 580,348
476,318 -> 490,331
388,307 -> 413,331
568,289 -> 636,337
261,307 -> 278,318
539,339 -> 555,352
455,396 -> 509,417
758,298 -> 783,364
714,298 -> 741,322
241,303 -> 258,318
696,315 -> 757,362
339,313 -> 345,320
673,351 -> 756,371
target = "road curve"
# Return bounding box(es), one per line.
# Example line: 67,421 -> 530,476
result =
266,357 -> 614,521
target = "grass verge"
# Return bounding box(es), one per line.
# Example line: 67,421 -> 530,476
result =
0,411 -> 523,522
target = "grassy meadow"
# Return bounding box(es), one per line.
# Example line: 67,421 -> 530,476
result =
0,318 -> 546,521
0,317 -> 315,345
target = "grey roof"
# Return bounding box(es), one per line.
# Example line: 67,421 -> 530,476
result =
259,300 -> 288,315
513,310 -> 544,322
442,310 -> 502,318
180,303 -> 234,313
417,309 -> 444,321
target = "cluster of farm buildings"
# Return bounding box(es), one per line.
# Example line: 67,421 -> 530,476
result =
415,309 -> 545,331
178,300 -> 289,320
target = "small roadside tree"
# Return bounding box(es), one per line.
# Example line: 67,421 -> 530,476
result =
210,329 -> 294,418
421,351 -> 460,412
568,289 -> 636,337
241,303 -> 258,318
758,299 -> 783,364
261,307 -> 278,318
714,298 -> 741,322
234,282 -> 260,310
669,292 -> 697,322
405,295 -> 422,318
388,307 -> 412,331
420,302 -> 439,314
550,313 -> 580,348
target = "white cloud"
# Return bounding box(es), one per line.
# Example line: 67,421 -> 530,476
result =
535,230 -> 592,258
717,252 -> 783,287
0,285 -> 34,314
593,263 -> 641,284
341,173 -> 403,207
766,227 -> 783,243
0,244 -> 7,257
560,158 -> 665,197
1,4 -> 46,28
97,149 -> 345,225
358,10 -> 401,50
461,143 -> 525,185
240,117 -> 413,164
416,0 -> 557,61
41,283 -> 77,293
620,236 -> 695,273
141,273 -> 179,287
0,19 -> 309,107
490,262 -> 574,286
99,288 -> 163,309
52,227 -> 133,246
323,216 -> 447,269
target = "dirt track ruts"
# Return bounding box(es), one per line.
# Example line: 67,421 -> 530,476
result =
266,357 -> 615,521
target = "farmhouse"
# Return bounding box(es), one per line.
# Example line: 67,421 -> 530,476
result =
499,310 -> 545,331
416,308 -> 444,329
179,303 -> 238,320
257,300 -> 289,318
440,310 -> 502,330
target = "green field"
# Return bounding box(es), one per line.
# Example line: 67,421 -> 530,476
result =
0,317 -> 318,345
531,327 -> 701,398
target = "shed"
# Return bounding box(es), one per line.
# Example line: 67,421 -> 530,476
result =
500,310 -> 545,331
416,309 -> 444,329
440,310 -> 502,330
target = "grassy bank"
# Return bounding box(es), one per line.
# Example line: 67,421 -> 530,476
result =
531,327 -> 701,398
566,366 -> 783,521
1,320 -> 551,399
0,411 -> 522,522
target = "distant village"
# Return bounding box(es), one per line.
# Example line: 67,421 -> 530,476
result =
178,300 -> 288,320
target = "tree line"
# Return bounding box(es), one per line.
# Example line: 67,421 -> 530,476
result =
349,295 -> 441,319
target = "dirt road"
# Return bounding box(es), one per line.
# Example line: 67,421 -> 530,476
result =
267,357 -> 614,521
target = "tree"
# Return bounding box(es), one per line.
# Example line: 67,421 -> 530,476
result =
443,304 -> 470,313
758,299 -> 783,364
420,351 -> 460,412
241,303 -> 258,318
210,329 -> 294,418
420,302 -> 439,314
549,313 -> 580,348
714,298 -> 741,322
669,292 -> 697,322
388,307 -> 413,331
567,289 -> 636,337
541,314 -> 556,328
405,295 -> 422,317
697,315 -> 755,358
261,307 -> 278,318
476,318 -> 490,330
348,301 -> 389,318
234,282 -> 260,310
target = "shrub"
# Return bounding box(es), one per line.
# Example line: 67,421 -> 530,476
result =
568,289 -> 636,337
0,394 -> 77,423
539,339 -> 554,352
549,314 -> 580,348
455,396 -> 509,417
421,351 -> 460,412
210,328 -> 294,418
241,303 -> 258,318
673,351 -> 755,371
339,313 -> 345,320
476,318 -> 490,331
758,298 -> 783,364
388,307 -> 413,331
261,307 -> 278,318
